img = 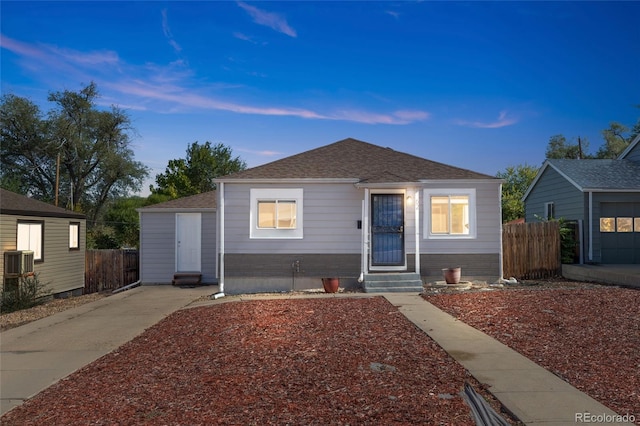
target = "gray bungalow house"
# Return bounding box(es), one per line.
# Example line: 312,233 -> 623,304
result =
214,138 -> 503,294
0,188 -> 86,296
138,191 -> 217,285
523,134 -> 640,264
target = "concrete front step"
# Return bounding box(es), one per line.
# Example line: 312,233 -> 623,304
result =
172,273 -> 202,286
363,273 -> 424,293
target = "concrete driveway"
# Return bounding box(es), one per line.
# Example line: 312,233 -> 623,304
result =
0,285 -> 216,415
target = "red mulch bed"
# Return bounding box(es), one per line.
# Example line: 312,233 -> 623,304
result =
1,297 -> 515,425
425,285 -> 640,424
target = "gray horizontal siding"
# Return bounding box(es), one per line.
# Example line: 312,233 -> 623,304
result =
139,212 -> 176,284
223,253 -> 361,294
223,183 -> 362,254
139,211 -> 217,284
525,167 -> 584,222
1,214 -> 85,295
623,141 -> 640,163
411,253 -> 501,283
223,181 -> 501,256
421,181 -> 501,254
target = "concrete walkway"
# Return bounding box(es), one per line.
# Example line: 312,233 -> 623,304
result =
384,293 -> 635,426
1,288 -> 635,425
0,285 -> 215,415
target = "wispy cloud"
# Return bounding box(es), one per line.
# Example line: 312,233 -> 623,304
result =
385,10 -> 401,20
161,9 -> 182,53
1,34 -> 429,125
453,110 -> 518,128
237,1 -> 297,37
237,148 -> 284,157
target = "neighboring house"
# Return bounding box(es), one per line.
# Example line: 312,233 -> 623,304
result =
137,191 -> 217,285
523,134 -> 640,264
0,188 -> 86,296
214,138 -> 504,294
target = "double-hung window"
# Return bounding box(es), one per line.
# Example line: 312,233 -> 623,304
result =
17,220 -> 44,261
424,189 -> 476,238
250,188 -> 303,239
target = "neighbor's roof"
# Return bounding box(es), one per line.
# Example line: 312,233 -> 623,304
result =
0,188 -> 86,219
547,158 -> 640,190
523,158 -> 640,201
138,191 -> 217,211
218,138 -> 496,182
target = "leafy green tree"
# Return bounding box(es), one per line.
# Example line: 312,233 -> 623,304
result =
1,83 -> 148,221
151,141 -> 246,198
496,164 -> 539,223
545,134 -> 590,159
90,194 -> 172,249
596,122 -> 632,159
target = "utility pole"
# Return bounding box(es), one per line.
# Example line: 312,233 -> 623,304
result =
55,153 -> 60,206
578,137 -> 583,159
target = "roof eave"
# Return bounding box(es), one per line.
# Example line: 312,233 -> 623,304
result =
215,178 -> 361,184
137,207 -> 217,213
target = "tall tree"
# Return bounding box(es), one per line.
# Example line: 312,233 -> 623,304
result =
596,122 -> 632,159
151,141 -> 247,198
1,83 -> 148,221
496,164 -> 539,223
545,134 -> 590,159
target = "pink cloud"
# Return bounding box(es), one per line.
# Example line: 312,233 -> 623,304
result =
237,1 -> 297,37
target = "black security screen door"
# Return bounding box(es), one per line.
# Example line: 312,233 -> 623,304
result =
371,194 -> 405,266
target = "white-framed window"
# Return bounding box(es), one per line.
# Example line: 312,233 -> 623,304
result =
17,221 -> 44,261
250,188 -> 303,239
544,202 -> 555,220
69,222 -> 80,249
423,188 -> 476,239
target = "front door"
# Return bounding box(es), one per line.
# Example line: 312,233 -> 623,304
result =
176,213 -> 201,272
371,193 -> 405,267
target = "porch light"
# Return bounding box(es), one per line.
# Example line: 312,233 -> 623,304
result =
406,195 -> 413,205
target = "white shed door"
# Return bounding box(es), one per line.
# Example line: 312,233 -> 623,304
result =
176,213 -> 201,272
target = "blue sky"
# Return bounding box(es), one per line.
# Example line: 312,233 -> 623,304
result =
2,1 -> 639,196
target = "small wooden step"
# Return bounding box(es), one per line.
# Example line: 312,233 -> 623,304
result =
172,273 -> 202,286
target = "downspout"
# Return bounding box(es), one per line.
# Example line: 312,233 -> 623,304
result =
588,191 -> 593,263
498,183 -> 504,281
359,189 -> 370,283
213,182 -> 225,299
414,189 -> 420,275
358,199 -> 365,283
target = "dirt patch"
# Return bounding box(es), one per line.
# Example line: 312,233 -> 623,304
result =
1,293 -> 107,331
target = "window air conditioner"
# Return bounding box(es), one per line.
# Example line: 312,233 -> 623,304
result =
4,250 -> 35,277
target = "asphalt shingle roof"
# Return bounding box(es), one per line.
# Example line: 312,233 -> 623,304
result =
0,188 -> 86,218
140,191 -> 217,210
548,159 -> 640,190
220,138 -> 495,182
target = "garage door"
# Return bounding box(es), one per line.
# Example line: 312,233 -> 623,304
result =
599,202 -> 640,264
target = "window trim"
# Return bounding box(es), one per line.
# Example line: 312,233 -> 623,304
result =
17,220 -> 44,262
544,202 -> 555,220
250,188 -> 303,239
423,188 -> 477,239
69,222 -> 80,250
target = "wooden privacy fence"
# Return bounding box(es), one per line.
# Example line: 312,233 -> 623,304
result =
85,249 -> 139,294
502,221 -> 561,279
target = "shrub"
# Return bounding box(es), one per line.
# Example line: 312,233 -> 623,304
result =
1,274 -> 51,313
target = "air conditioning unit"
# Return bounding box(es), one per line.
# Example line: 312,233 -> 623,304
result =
4,250 -> 35,277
